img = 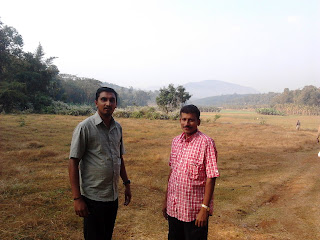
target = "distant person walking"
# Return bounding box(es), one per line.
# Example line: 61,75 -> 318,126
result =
162,104 -> 219,240
317,125 -> 320,143
296,120 -> 301,130
68,87 -> 131,240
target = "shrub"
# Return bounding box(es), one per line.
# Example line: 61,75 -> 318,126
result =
114,106 -> 177,120
213,114 -> 221,122
131,110 -> 144,118
43,101 -> 95,116
256,108 -> 285,116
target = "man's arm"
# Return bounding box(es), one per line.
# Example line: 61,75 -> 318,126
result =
120,156 -> 131,206
162,169 -> 172,220
195,177 -> 216,227
68,158 -> 89,217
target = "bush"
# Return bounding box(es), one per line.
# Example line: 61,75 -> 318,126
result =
213,114 -> 221,122
256,108 -> 285,116
114,106 -> 177,120
43,101 -> 95,116
131,110 -> 144,118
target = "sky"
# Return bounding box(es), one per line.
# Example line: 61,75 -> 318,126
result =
1,0 -> 319,93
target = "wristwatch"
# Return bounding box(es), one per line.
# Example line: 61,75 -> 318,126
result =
201,204 -> 210,212
123,179 -> 131,186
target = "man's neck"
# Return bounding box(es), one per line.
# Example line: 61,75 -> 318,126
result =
98,112 -> 112,128
184,130 -> 198,139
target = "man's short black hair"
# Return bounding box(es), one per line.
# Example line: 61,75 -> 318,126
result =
180,105 -> 200,119
95,87 -> 118,103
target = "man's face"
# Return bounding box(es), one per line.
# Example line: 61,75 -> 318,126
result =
180,112 -> 200,137
95,91 -> 117,117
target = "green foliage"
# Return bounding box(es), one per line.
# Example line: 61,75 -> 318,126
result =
113,107 -> 178,120
198,106 -> 221,112
43,101 -> 95,116
156,84 -> 191,113
0,20 -> 60,113
116,87 -> 152,107
274,104 -> 320,116
0,81 -> 28,112
256,108 -> 285,116
59,74 -> 152,108
271,86 -> 320,106
213,114 -> 221,122
59,74 -> 102,104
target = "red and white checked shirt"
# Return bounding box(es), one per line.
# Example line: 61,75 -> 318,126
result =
166,130 -> 219,222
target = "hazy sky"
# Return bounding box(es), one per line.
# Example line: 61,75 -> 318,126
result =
1,0 -> 319,93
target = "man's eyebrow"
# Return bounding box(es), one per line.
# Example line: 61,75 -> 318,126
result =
101,96 -> 116,99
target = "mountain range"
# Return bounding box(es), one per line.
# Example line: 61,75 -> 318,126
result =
182,80 -> 259,100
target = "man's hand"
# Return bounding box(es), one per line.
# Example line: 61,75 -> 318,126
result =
195,207 -> 209,227
74,198 -> 90,217
124,185 -> 131,206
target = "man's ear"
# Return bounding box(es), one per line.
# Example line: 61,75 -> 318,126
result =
198,119 -> 201,126
94,100 -> 98,107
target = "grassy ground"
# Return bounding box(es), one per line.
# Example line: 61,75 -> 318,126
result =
0,111 -> 319,239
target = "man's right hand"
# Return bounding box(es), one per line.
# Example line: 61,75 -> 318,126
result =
74,198 -> 90,217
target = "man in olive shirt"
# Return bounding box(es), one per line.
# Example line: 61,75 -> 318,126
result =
68,87 -> 131,240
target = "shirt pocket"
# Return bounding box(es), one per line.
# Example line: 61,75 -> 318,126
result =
187,161 -> 200,180
88,134 -> 103,154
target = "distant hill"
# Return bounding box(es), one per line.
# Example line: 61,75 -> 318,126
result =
183,80 -> 259,100
190,93 -> 280,106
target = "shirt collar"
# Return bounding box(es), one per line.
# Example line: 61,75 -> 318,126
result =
93,111 -> 116,129
179,130 -> 200,143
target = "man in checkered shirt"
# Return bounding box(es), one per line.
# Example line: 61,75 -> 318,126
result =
162,105 -> 219,240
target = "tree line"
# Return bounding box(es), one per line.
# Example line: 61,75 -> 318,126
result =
193,86 -> 320,109
57,74 -> 156,108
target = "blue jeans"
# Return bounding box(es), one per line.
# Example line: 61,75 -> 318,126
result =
83,196 -> 118,240
168,215 -> 208,240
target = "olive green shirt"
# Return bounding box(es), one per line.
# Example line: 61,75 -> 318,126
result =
69,111 -> 125,202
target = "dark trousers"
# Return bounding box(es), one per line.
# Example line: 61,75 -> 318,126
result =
83,197 -> 118,240
168,215 -> 208,240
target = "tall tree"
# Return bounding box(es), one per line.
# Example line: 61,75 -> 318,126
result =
156,84 -> 191,113
0,19 -> 60,112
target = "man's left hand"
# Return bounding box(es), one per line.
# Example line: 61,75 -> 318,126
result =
124,185 -> 131,206
195,208 -> 209,227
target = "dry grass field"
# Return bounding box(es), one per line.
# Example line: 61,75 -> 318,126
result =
1,110 -> 320,240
